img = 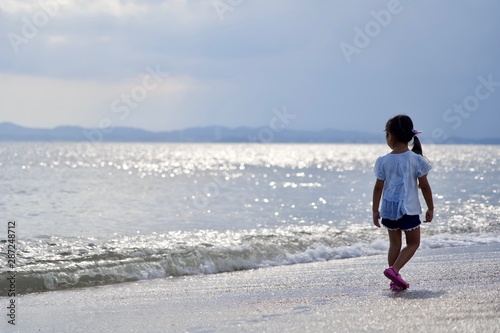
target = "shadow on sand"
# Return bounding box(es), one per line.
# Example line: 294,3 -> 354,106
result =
387,289 -> 446,299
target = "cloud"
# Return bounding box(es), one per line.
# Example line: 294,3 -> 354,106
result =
1,0 -> 153,16
0,71 -> 203,128
1,0 -> 499,138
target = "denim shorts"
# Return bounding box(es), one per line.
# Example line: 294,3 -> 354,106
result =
382,214 -> 421,231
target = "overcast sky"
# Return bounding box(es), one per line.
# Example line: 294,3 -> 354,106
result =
1,0 -> 499,140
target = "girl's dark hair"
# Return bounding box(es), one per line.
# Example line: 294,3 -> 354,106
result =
385,114 -> 423,155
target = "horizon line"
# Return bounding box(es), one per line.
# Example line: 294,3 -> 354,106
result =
0,121 -> 498,143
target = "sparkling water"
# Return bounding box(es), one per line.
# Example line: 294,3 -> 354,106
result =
0,143 -> 498,294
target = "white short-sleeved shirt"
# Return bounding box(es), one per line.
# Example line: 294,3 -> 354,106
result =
374,151 -> 432,221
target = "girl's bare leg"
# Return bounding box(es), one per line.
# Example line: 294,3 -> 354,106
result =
387,230 -> 402,267
392,228 -> 420,272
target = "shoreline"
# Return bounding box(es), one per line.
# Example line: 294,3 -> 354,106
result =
2,243 -> 500,332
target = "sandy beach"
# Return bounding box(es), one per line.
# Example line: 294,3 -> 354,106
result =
2,243 -> 499,333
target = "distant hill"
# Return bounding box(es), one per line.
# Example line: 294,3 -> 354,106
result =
0,122 -> 498,144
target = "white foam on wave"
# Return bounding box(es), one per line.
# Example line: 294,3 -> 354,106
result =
421,233 -> 500,249
1,227 -> 499,295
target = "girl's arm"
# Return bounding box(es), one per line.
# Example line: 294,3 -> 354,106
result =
372,179 -> 384,227
418,175 -> 434,222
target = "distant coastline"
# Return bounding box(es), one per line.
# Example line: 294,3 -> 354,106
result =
0,122 -> 498,144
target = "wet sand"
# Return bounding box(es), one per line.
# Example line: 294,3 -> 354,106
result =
2,243 -> 500,333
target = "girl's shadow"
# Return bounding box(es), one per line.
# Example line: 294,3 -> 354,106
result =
387,289 -> 446,299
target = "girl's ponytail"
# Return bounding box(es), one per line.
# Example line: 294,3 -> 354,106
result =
386,114 -> 425,156
412,135 -> 423,156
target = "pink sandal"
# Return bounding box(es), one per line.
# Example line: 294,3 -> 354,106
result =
390,282 -> 403,291
384,266 -> 410,289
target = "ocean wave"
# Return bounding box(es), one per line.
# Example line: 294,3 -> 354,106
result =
1,227 -> 499,296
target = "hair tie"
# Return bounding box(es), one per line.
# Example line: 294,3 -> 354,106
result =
412,129 -> 422,136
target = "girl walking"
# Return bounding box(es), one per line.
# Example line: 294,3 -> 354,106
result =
372,115 -> 434,290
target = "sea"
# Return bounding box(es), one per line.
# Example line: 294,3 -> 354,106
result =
0,143 -> 498,295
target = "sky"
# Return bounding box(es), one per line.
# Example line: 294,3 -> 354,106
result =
1,0 -> 499,141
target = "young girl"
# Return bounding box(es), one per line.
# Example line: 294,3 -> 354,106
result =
372,114 -> 434,291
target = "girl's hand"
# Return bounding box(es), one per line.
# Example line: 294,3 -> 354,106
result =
424,209 -> 433,223
373,211 -> 381,228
